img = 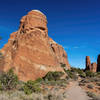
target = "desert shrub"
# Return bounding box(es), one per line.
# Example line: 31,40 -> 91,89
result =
23,80 -> 41,95
80,79 -> 90,83
35,78 -> 43,83
0,69 -> 18,90
87,84 -> 94,89
43,71 -> 64,81
96,82 -> 100,86
0,53 -> 3,58
87,91 -> 96,98
77,69 -> 86,78
71,67 -> 86,77
97,72 -> 100,75
79,82 -> 85,86
61,63 -> 66,68
87,92 -> 100,100
65,70 -> 78,80
44,79 -> 67,87
65,70 -> 73,78
85,70 -> 95,77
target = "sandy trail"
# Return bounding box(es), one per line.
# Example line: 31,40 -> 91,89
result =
65,81 -> 90,100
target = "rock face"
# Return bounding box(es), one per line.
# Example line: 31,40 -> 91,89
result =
1,10 -> 70,81
91,62 -> 97,72
86,56 -> 91,70
97,54 -> 100,72
0,53 -> 5,71
85,56 -> 97,72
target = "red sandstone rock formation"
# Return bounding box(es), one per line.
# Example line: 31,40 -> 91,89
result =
1,10 -> 70,81
97,54 -> 100,72
86,56 -> 91,70
91,62 -> 97,72
85,56 -> 97,72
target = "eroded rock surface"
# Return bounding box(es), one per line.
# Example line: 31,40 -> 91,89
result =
1,10 -> 70,81
86,56 -> 91,71
97,54 -> 100,72
85,56 -> 97,72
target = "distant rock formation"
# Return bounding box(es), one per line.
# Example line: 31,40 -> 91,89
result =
97,54 -> 100,72
91,62 -> 97,72
0,10 -> 70,81
86,56 -> 91,70
85,56 -> 97,72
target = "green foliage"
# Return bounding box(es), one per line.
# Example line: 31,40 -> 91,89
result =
67,67 -> 86,78
23,80 -> 41,95
61,63 -> 66,68
0,69 -> 18,90
35,78 -> 43,83
85,70 -> 95,77
65,70 -> 73,78
43,71 -> 64,81
0,52 -> 3,58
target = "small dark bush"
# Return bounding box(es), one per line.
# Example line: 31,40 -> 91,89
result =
43,71 -> 64,81
96,82 -> 100,86
35,78 -> 43,83
65,70 -> 78,80
80,79 -> 90,83
87,84 -> 94,89
79,83 -> 85,86
0,53 -> 3,58
0,69 -> 18,90
23,80 -> 41,95
85,71 -> 95,77
61,63 -> 66,68
87,92 -> 100,100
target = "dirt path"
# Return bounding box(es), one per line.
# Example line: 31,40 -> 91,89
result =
65,81 -> 90,100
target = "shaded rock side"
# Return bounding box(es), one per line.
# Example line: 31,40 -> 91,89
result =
85,56 -> 97,72
1,10 -> 70,81
91,62 -> 97,72
97,54 -> 100,72
86,56 -> 91,70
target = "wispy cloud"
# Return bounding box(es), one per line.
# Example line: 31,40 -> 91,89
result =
64,46 -> 69,49
73,46 -> 79,49
63,45 -> 87,50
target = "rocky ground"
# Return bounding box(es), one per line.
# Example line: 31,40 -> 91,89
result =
0,67 -> 99,100
0,81 -> 90,100
79,74 -> 100,100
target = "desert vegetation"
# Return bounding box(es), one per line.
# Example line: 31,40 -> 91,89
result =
0,69 -> 71,100
0,66 -> 99,100
79,71 -> 100,100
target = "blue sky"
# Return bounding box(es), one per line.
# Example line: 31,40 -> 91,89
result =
0,0 -> 100,68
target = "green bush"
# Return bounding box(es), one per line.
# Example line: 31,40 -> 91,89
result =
61,63 -> 66,68
87,84 -> 94,89
23,80 -> 41,95
65,70 -> 78,80
0,69 -> 18,90
35,78 -> 43,83
65,70 -> 73,78
85,70 -> 95,77
43,71 -> 64,81
0,53 -> 3,58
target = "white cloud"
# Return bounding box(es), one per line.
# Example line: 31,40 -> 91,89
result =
64,46 -> 69,49
73,46 -> 79,49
